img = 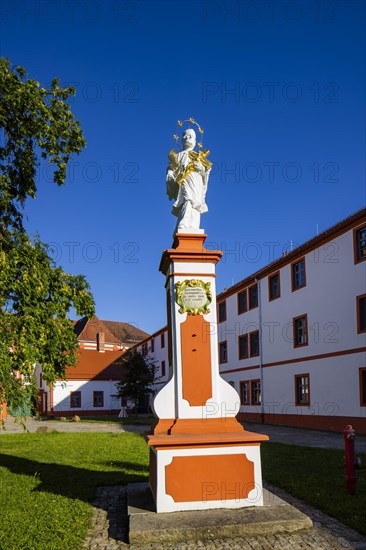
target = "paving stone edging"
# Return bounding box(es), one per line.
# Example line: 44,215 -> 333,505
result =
263,483 -> 366,550
82,486 -> 128,550
83,484 -> 366,549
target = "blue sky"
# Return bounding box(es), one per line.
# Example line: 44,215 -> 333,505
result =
1,0 -> 365,334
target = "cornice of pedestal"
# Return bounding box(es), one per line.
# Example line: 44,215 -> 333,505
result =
147,428 -> 269,449
152,417 -> 245,436
159,233 -> 223,275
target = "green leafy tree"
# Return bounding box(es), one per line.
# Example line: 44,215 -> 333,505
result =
0,58 -> 95,414
0,58 -> 86,232
114,351 -> 157,415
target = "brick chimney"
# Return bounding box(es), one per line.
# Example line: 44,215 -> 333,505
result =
97,332 -> 105,352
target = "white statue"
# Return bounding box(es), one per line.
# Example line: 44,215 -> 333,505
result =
166,125 -> 212,233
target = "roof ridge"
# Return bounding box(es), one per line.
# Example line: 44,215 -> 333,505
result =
217,206 -> 366,299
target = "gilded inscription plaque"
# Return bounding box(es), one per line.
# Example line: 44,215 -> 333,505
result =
176,279 -> 212,315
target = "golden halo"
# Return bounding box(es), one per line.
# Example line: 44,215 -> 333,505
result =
173,117 -> 205,148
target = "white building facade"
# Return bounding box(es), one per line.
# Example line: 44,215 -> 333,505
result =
138,326 -> 170,397
137,209 -> 366,433
37,317 -> 149,417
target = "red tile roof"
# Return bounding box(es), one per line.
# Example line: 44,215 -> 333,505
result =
73,316 -> 119,343
103,320 -> 150,346
66,348 -> 126,380
72,316 -> 150,346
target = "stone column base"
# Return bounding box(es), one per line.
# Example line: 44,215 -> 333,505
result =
148,429 -> 268,513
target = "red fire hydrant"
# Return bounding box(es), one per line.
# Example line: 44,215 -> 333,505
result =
343,425 -> 361,494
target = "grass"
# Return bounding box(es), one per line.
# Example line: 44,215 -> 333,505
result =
261,442 -> 366,536
0,432 -> 149,550
0,433 -> 365,549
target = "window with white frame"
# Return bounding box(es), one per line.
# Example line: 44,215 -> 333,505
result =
219,341 -> 228,363
269,272 -> 280,300
251,380 -> 261,405
293,315 -> 308,347
238,334 -> 248,359
295,374 -> 310,405
240,381 -> 250,405
354,225 -> 366,263
70,391 -> 81,408
248,284 -> 258,309
237,290 -> 247,314
357,294 -> 366,333
249,330 -> 260,357
93,391 -> 104,407
218,301 -> 227,323
292,258 -> 306,290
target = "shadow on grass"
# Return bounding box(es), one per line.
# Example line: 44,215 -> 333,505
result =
0,453 -> 148,543
99,461 -> 148,473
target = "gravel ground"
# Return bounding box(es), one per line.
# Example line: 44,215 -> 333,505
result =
0,416 -> 150,434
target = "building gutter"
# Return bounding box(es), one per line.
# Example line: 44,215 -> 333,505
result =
256,278 -> 265,423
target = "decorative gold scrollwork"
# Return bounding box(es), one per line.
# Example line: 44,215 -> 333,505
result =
176,279 -> 212,315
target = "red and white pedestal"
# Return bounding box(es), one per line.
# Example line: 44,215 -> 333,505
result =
148,233 -> 268,513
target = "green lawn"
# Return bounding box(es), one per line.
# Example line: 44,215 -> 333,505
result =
0,433 -> 365,550
0,432 -> 149,550
261,442 -> 366,536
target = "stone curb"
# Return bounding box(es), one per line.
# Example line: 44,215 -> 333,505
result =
83,484 -> 366,549
128,483 -> 312,545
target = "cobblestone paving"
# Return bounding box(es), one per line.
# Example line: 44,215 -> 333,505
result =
82,485 -> 366,550
245,423 -> 366,453
263,484 -> 366,550
82,486 -> 129,550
